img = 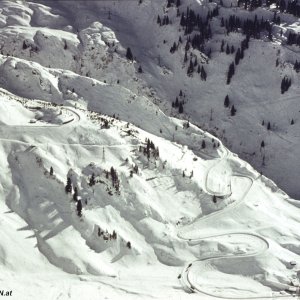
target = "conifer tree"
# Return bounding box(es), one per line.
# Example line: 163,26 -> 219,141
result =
200,66 -> 207,81
165,16 -> 169,25
65,177 -> 72,194
187,59 -> 194,75
178,102 -> 184,113
235,48 -> 241,65
50,166 -> 54,176
227,62 -> 235,84
126,47 -> 133,61
224,95 -> 230,107
180,13 -> 185,26
281,77 -> 285,94
268,25 -> 273,41
294,61 -> 300,73
110,167 -> 116,185
73,187 -> 78,202
157,15 -> 161,25
281,76 -> 291,94
213,195 -> 217,203
226,44 -> 230,55
22,41 -> 28,50
184,51 -> 188,63
221,18 -> 225,27
77,200 -> 82,217
194,57 -> 198,67
220,40 -> 225,52
230,105 -> 236,116
89,173 -> 96,187
170,42 -> 177,53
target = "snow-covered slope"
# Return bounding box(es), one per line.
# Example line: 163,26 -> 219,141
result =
1,0 -> 299,198
0,85 -> 299,299
0,0 -> 300,299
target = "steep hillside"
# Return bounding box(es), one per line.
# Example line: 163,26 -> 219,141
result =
1,0 -> 299,198
0,0 -> 300,299
0,87 -> 300,299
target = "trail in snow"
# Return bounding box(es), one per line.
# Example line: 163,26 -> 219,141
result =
178,138 -> 298,299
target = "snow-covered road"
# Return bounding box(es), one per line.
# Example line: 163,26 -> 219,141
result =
178,144 -> 298,299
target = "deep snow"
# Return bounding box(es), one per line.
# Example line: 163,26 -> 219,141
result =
0,0 -> 300,299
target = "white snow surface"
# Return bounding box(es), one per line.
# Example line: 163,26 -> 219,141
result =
0,0 -> 299,299
0,0 -> 299,198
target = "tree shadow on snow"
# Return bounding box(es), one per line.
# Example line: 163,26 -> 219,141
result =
41,221 -> 70,241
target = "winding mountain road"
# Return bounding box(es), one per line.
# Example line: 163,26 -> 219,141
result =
178,136 -> 299,299
1,91 -> 299,298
